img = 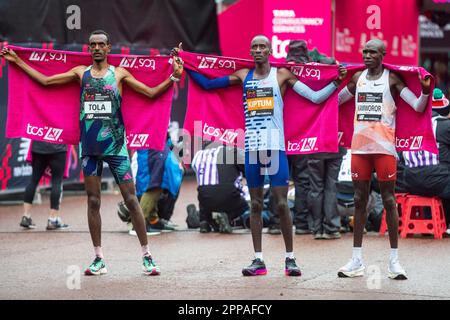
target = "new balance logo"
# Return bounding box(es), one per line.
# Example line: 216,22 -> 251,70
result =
129,134 -> 149,147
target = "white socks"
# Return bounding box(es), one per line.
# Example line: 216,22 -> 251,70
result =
254,252 -> 263,261
141,245 -> 151,257
390,248 -> 398,262
351,247 -> 399,264
352,247 -> 362,261
285,252 -> 295,259
94,246 -> 104,259
254,252 -> 295,261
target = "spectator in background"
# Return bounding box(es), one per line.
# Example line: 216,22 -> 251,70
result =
307,146 -> 346,240
283,40 -> 345,239
138,145 -> 177,233
20,141 -> 69,230
433,60 -> 449,97
285,40 -> 313,235
189,141 -> 249,234
121,134 -> 184,235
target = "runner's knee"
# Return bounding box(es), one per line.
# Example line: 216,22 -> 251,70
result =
87,195 -> 101,212
250,199 -> 263,214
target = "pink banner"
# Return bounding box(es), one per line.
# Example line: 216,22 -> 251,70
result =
334,0 -> 419,65
180,51 -> 341,155
339,64 -> 438,154
6,46 -> 174,151
219,0 -> 332,62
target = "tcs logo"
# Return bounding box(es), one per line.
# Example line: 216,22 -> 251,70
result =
119,57 -> 155,70
287,137 -> 318,152
396,136 -> 423,150
26,123 -> 63,142
197,56 -> 236,70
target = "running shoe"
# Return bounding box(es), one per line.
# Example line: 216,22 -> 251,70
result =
242,258 -> 267,276
388,259 -> 408,280
337,258 -> 365,278
117,201 -> 130,222
199,221 -> 211,233
128,226 -> 161,236
20,216 -> 36,229
84,257 -> 107,276
214,212 -> 232,234
267,224 -> 282,235
322,232 -> 341,240
160,218 -> 179,228
142,255 -> 161,275
314,233 -> 325,240
147,220 -> 176,232
46,217 -> 69,230
285,257 -> 302,276
295,228 -> 311,235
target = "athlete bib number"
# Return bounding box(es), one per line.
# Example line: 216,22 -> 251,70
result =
84,94 -> 112,120
246,88 -> 274,117
356,92 -> 383,121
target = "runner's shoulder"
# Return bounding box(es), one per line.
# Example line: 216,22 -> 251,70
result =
72,65 -> 88,78
388,70 -> 403,83
351,71 -> 363,82
233,68 -> 250,81
114,66 -> 132,77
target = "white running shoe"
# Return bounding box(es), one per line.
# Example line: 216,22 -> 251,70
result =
388,259 -> 408,280
337,258 -> 366,278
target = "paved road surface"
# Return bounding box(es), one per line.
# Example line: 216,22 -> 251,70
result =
1,178 -> 449,300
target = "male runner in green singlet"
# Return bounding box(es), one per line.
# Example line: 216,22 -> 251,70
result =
1,30 -> 183,276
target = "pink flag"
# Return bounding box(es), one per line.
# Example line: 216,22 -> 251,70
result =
339,64 -> 438,154
181,51 -> 341,155
6,46 -> 174,151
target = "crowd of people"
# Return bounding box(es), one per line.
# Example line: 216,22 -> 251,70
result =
2,29 -> 449,281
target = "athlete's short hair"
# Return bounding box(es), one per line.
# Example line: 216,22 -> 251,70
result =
89,30 -> 110,44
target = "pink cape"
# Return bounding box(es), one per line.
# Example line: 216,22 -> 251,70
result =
181,51 -> 437,154
6,45 -> 174,151
181,51 -> 341,154
339,64 -> 437,153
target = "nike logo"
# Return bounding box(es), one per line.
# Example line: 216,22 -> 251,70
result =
388,173 -> 396,178
373,83 -> 383,86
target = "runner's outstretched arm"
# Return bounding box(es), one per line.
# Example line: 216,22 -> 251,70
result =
1,47 -> 82,85
391,72 -> 431,113
186,69 -> 244,89
119,57 -> 183,99
287,65 -> 347,104
171,42 -> 243,89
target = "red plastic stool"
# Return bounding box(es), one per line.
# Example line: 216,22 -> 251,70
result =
379,193 -> 408,236
400,195 -> 446,239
